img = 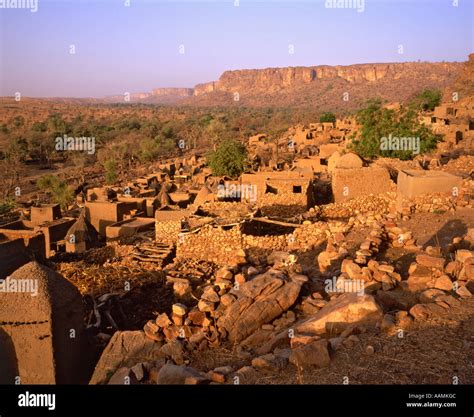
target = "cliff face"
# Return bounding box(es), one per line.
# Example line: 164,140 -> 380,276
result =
186,60 -> 464,109
151,88 -> 194,97
103,58 -> 467,108
193,62 -> 462,96
193,82 -> 216,96
450,54 -> 474,99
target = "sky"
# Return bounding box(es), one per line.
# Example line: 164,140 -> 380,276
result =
0,0 -> 473,98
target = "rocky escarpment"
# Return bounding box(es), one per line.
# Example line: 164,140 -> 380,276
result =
187,60 -> 463,109
104,57 -> 468,108
195,62 -> 461,95
104,88 -> 194,104
450,53 -> 474,99
151,88 -> 194,97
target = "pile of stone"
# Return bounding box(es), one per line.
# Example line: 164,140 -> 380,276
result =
448,249 -> 474,286
144,264 -> 234,345
165,259 -> 217,288
91,234 -> 474,384
320,193 -> 395,220
196,201 -> 253,220
400,249 -> 472,321
396,193 -> 459,216
300,292 -> 328,316
441,155 -> 474,173
447,229 -> 474,253
142,253 -> 307,354
384,222 -> 419,250
316,235 -> 349,273
142,264 -> 257,348
353,224 -> 386,265
274,220 -> 345,252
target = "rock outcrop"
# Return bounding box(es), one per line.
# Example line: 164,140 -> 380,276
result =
217,269 -> 305,342
103,58 -> 467,108
295,293 -> 383,335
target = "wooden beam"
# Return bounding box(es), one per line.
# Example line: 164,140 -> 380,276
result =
251,218 -> 302,228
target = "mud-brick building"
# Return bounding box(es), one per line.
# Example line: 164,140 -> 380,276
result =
240,171 -> 316,210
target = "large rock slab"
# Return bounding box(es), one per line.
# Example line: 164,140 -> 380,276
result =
217,270 -> 304,342
156,363 -> 208,385
296,293 -> 383,335
0,262 -> 86,384
289,339 -> 330,368
89,331 -> 165,385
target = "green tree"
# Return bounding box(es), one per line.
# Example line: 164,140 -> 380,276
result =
0,198 -> 15,215
37,175 -> 74,209
139,138 -> 161,162
206,119 -> 228,150
104,159 -> 117,184
319,112 -> 336,123
208,139 -> 247,177
12,116 -> 25,129
410,89 -> 442,112
31,121 -> 47,132
349,99 -> 439,160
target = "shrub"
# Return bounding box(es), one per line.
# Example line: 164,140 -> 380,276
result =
0,198 -> 15,215
208,139 -> 247,177
104,159 -> 117,184
349,99 -> 440,160
139,138 -> 161,162
319,112 -> 336,123
37,175 -> 74,209
411,89 -> 442,112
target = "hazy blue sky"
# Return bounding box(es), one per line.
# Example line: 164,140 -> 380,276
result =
0,0 -> 472,97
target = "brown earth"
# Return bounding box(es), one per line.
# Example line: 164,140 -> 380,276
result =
188,296 -> 473,384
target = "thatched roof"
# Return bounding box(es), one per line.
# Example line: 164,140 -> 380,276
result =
66,211 -> 99,244
156,188 -> 173,208
194,185 -> 214,206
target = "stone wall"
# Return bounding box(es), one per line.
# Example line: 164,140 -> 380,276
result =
155,220 -> 182,245
176,225 -> 246,265
259,193 -> 308,217
175,220 -> 349,265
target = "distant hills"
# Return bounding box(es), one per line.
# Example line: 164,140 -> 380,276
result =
102,56 -> 472,110
6,56 -> 472,110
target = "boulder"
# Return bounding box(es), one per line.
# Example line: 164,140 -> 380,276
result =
156,363 -> 208,385
433,275 -> 453,291
89,331 -> 165,384
289,339 -> 330,368
160,339 -> 184,364
416,254 -> 445,269
456,250 -> 473,264
217,270 -> 303,342
295,293 -> 383,335
419,289 -> 445,303
409,303 -> 445,320
234,366 -> 258,384
107,367 -> 139,385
